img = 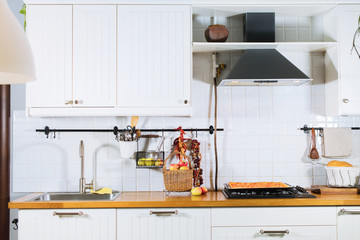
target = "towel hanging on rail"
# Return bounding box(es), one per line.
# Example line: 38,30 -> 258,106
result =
322,128 -> 352,158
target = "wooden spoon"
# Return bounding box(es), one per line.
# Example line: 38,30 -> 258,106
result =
309,128 -> 320,159
131,116 -> 139,128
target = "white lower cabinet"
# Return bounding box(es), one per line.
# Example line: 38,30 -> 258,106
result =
212,226 -> 336,240
212,207 -> 337,240
116,208 -> 211,240
337,206 -> 360,240
18,209 -> 116,240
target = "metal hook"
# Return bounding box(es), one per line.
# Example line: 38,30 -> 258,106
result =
196,128 -> 198,138
53,129 -> 56,139
12,218 -> 18,230
190,131 -> 194,139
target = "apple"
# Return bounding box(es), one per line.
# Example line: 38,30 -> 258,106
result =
155,159 -> 163,166
180,166 -> 189,170
178,160 -> 188,167
137,158 -> 146,166
145,158 -> 155,166
169,164 -> 179,170
191,187 -> 202,196
201,186 -> 208,194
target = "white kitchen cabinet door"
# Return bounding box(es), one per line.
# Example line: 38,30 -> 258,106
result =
336,5 -> 360,115
337,207 -> 360,240
117,208 -> 210,240
26,5 -> 72,108
18,209 -> 116,240
212,226 -> 336,240
73,5 -> 117,107
117,5 -> 191,114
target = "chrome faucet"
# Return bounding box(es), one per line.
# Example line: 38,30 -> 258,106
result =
79,140 -> 93,194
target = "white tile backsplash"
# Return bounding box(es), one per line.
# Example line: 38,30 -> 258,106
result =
12,12 -> 360,193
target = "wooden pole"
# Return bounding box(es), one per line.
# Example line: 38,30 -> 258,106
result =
0,85 -> 10,240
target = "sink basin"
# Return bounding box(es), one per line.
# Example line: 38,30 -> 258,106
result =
28,191 -> 121,201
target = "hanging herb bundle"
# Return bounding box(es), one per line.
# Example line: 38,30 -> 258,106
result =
191,140 -> 203,187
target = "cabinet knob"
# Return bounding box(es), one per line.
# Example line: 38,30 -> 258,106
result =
74,100 -> 83,105
343,99 -> 349,104
65,100 -> 73,105
184,100 -> 188,104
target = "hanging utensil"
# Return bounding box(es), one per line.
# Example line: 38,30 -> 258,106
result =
135,129 -> 141,139
131,116 -> 139,129
309,128 -> 320,160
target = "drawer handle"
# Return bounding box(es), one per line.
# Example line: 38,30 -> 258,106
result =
260,230 -> 289,235
343,98 -> 349,104
65,100 -> 73,105
339,208 -> 360,214
150,210 -> 178,216
53,211 -> 83,216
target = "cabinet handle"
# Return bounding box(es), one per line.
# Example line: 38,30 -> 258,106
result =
343,99 -> 349,103
74,100 -> 84,105
259,230 -> 289,235
150,210 -> 178,216
65,100 -> 73,105
339,208 -> 360,214
184,100 -> 188,104
53,211 -> 83,216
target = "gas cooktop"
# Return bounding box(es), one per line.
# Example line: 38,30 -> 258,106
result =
222,184 -> 316,199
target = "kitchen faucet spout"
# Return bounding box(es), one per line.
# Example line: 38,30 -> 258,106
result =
79,140 -> 93,194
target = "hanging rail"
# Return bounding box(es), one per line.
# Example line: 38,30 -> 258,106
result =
299,124 -> 360,133
36,125 -> 224,138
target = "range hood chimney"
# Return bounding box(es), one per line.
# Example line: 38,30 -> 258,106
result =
218,13 -> 312,86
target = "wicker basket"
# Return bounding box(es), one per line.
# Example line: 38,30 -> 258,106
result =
163,151 -> 193,192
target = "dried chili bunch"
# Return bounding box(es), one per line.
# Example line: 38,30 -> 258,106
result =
191,140 -> 203,187
173,127 -> 189,166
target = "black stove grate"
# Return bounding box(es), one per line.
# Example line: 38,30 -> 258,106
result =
222,185 -> 316,199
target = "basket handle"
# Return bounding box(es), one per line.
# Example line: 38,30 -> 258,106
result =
163,151 -> 192,171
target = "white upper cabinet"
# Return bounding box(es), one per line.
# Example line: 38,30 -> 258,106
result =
338,5 -> 360,115
73,5 -> 116,107
26,4 -> 191,116
325,5 -> 360,116
117,5 -> 191,114
26,5 -> 72,108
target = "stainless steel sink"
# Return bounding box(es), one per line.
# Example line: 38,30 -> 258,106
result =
28,191 -> 121,201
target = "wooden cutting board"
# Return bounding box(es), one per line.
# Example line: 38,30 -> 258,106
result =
310,185 -> 360,194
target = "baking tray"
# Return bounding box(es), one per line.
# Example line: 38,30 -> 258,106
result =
224,182 -> 292,191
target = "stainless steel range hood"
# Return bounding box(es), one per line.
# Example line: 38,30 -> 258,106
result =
218,49 -> 312,86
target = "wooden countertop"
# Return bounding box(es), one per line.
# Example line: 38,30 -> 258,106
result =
9,191 -> 360,209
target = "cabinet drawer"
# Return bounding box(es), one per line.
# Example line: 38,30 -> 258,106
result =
117,208 -> 211,240
337,206 -> 360,240
212,226 -> 336,240
212,207 -> 336,226
19,209 -> 116,240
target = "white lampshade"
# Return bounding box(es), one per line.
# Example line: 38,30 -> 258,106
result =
0,0 -> 35,84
